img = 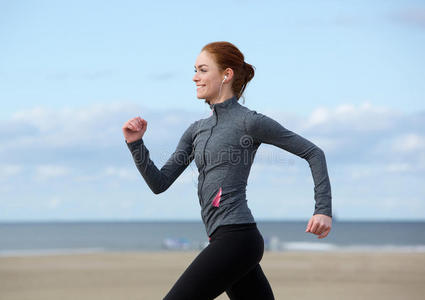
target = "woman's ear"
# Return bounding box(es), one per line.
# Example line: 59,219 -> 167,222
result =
225,68 -> 234,80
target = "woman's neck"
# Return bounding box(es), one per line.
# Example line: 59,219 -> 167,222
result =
207,91 -> 235,105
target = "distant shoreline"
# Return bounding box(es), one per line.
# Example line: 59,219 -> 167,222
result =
2,245 -> 425,258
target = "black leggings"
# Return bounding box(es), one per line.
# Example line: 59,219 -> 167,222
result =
163,222 -> 275,300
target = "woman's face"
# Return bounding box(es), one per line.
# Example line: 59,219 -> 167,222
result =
193,51 -> 225,102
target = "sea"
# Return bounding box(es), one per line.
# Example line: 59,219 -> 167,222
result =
1,220 -> 425,257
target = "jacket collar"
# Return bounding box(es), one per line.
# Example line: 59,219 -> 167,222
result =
209,95 -> 238,111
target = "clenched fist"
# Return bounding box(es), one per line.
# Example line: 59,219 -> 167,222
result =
305,214 -> 332,239
122,117 -> 148,143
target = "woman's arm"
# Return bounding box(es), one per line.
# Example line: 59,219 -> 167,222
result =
125,121 -> 196,194
244,110 -> 332,217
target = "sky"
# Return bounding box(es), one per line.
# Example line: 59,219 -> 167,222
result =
0,0 -> 424,222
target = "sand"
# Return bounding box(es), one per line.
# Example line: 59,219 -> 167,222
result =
1,251 -> 424,300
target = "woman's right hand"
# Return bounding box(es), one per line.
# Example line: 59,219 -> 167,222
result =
122,117 -> 148,143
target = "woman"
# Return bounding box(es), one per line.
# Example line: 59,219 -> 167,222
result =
122,41 -> 332,300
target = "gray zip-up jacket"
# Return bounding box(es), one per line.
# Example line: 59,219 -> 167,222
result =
125,95 -> 332,237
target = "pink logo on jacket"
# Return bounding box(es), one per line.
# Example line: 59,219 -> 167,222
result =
212,187 -> 222,207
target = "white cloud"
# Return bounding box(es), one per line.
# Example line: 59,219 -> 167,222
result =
104,166 -> 137,180
1,101 -> 424,220
2,102 -> 199,153
5,100 -> 423,177
338,161 -> 425,180
344,164 -> 373,179
73,166 -> 139,183
303,101 -> 399,132
391,133 -> 425,153
385,163 -> 412,173
8,102 -> 136,148
308,106 -> 330,126
0,164 -> 22,179
34,164 -> 70,181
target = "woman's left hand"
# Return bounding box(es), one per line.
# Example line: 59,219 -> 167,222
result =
305,214 -> 332,239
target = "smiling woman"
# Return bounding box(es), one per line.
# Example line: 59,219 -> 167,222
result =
122,41 -> 332,300
193,41 -> 255,106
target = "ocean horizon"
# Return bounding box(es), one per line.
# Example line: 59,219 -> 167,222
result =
1,220 -> 424,257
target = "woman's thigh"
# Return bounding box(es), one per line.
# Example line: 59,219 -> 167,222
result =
225,263 -> 275,300
163,226 -> 264,300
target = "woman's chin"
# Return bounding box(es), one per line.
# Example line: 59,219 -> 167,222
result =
195,92 -> 213,103
196,93 -> 206,100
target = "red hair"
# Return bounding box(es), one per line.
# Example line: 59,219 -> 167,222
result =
201,41 -> 255,101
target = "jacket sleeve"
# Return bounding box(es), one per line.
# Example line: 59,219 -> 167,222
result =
244,110 -> 332,217
125,121 -> 196,194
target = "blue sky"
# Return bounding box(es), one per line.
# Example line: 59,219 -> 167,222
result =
1,0 -> 424,221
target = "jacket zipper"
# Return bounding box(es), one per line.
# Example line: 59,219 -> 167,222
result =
200,106 -> 218,208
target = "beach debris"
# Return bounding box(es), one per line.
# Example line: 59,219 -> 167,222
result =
161,237 -> 191,250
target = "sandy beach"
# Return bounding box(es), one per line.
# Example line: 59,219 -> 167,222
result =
1,251 -> 424,300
